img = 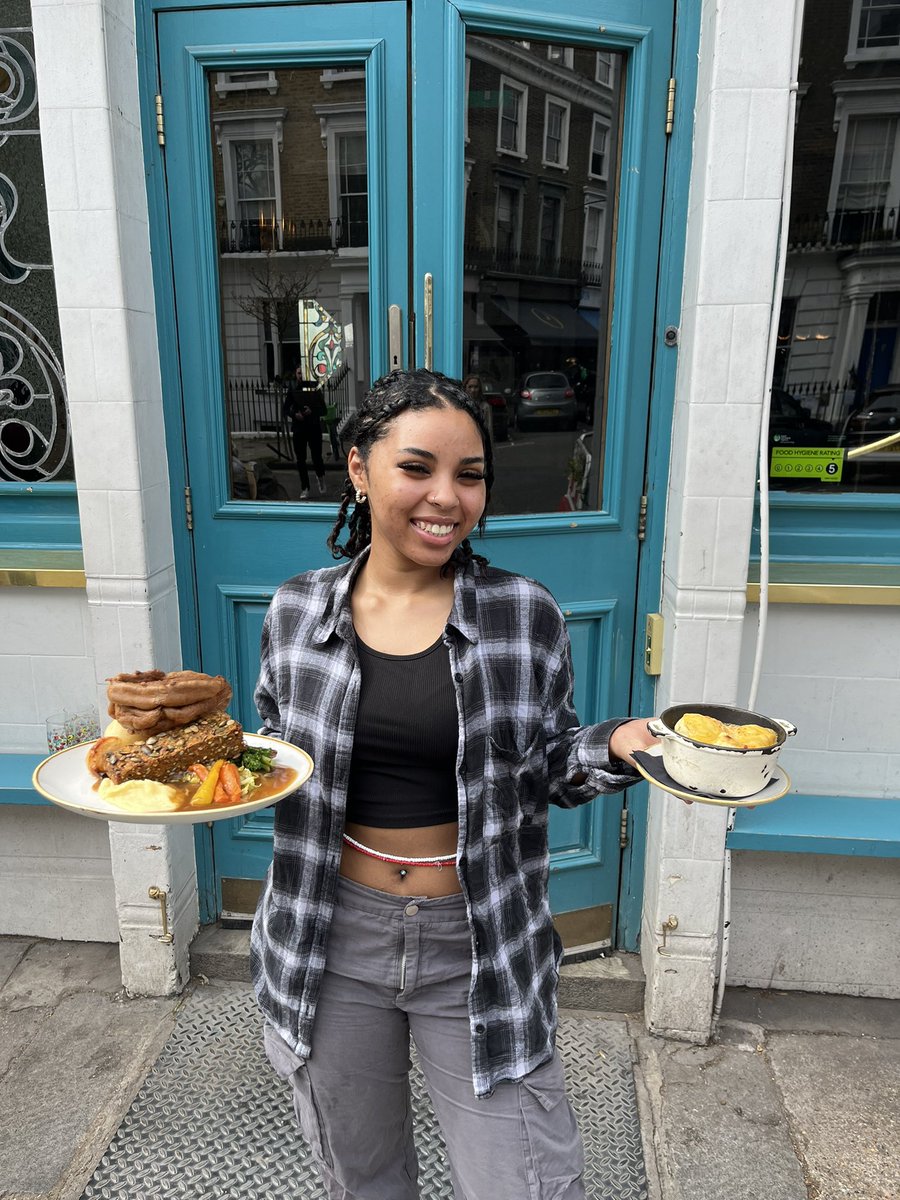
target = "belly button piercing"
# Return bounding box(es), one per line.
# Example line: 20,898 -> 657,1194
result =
399,868 -> 408,878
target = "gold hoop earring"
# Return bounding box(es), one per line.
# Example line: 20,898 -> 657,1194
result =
355,488 -> 367,504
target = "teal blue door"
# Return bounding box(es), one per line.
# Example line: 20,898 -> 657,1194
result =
154,0 -> 673,943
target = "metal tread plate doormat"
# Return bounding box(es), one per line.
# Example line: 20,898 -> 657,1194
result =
81,983 -> 648,1199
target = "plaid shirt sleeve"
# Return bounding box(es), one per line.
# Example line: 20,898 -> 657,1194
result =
538,599 -> 641,806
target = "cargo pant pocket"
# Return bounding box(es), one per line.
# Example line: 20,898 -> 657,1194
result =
519,1055 -> 586,1200
262,1023 -> 334,1170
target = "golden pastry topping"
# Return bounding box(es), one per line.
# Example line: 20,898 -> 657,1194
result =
674,713 -> 778,750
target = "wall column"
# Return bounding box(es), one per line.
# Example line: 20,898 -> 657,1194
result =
32,0 -> 196,994
641,0 -> 800,1040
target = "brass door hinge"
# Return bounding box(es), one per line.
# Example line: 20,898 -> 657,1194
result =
619,807 -> 629,849
184,485 -> 193,531
666,77 -> 676,135
637,494 -> 648,541
155,93 -> 165,146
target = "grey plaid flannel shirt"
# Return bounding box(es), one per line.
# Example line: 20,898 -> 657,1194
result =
250,551 -> 638,1096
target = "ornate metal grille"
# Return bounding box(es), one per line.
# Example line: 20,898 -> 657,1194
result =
0,2 -> 73,482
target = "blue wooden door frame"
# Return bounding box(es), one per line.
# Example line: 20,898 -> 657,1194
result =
136,0 -> 698,943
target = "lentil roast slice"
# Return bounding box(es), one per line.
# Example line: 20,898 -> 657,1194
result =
98,713 -> 245,784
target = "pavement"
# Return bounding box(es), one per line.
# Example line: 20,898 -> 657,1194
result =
1,935 -> 898,1200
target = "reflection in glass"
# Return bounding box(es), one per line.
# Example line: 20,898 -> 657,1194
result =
209,66 -> 371,500
462,37 -> 625,515
771,4 -> 900,495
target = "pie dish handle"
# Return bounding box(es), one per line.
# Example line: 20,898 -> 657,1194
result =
646,718 -> 668,739
773,718 -> 797,738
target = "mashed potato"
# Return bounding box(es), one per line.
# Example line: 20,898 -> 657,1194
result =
98,778 -> 182,812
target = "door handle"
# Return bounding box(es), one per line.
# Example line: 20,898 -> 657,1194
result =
388,304 -> 403,372
423,273 -> 434,371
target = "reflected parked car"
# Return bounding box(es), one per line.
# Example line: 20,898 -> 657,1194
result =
843,390 -> 900,441
513,371 -> 577,431
770,387 -> 834,447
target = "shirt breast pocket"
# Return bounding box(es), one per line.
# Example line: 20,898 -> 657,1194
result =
484,728 -> 548,833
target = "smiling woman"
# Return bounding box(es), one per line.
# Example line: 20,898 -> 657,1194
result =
250,368 -> 658,1199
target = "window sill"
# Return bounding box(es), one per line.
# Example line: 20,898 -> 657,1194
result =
0,753 -> 48,805
746,561 -> 900,606
727,794 -> 900,858
0,549 -> 86,588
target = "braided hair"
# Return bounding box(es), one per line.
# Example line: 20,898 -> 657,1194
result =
327,368 -> 493,571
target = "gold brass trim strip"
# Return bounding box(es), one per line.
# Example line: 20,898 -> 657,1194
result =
747,582 -> 900,606
0,568 -> 86,588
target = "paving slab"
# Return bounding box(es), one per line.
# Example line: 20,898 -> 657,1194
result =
1,941 -> 123,1011
0,953 -> 179,1200
633,1032 -> 808,1200
0,938 -> 34,993
768,1031 -> 900,1200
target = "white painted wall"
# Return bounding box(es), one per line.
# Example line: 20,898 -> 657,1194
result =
729,851 -> 900,998
0,806 -> 117,942
738,604 -> 900,799
726,603 -> 900,999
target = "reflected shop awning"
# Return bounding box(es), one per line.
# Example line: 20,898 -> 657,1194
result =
490,297 -> 597,345
463,305 -> 504,343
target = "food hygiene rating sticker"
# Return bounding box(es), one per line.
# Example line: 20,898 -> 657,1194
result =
770,447 -> 844,481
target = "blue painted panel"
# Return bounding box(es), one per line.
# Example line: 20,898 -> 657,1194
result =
728,794 -> 900,858
0,483 -> 81,550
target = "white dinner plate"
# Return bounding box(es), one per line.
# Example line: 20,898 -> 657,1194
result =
31,733 -> 313,824
632,745 -> 791,807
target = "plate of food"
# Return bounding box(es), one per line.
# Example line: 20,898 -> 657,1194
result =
31,669 -> 313,824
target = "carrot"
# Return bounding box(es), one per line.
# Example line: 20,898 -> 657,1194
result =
188,763 -> 209,781
189,759 -> 223,808
214,761 -> 242,806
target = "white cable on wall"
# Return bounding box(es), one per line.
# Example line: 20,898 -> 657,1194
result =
713,0 -> 807,1024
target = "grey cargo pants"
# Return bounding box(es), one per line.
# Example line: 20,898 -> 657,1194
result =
262,877 -> 586,1200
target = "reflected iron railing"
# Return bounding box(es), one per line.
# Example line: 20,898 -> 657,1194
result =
789,207 -> 900,249
463,242 -> 602,284
226,366 -> 355,461
219,217 -> 369,254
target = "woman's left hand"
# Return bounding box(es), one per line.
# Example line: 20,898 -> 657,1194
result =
608,718 -> 660,768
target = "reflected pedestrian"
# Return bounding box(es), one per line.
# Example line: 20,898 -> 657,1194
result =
284,364 -> 326,498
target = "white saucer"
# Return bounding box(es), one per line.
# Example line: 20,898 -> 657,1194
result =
632,746 -> 791,807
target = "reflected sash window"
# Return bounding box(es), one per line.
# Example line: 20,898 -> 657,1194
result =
496,183 -> 523,258
538,193 -> 563,266
498,77 -> 528,156
857,1 -> 900,50
338,133 -> 368,248
589,117 -> 609,181
543,98 -> 570,168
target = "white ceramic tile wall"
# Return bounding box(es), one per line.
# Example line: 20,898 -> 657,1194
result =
0,590 -> 96,753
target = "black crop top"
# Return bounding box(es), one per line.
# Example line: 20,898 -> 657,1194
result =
345,633 -> 459,828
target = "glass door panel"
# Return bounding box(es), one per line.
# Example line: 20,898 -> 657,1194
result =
462,36 -> 626,515
208,65 -> 373,503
